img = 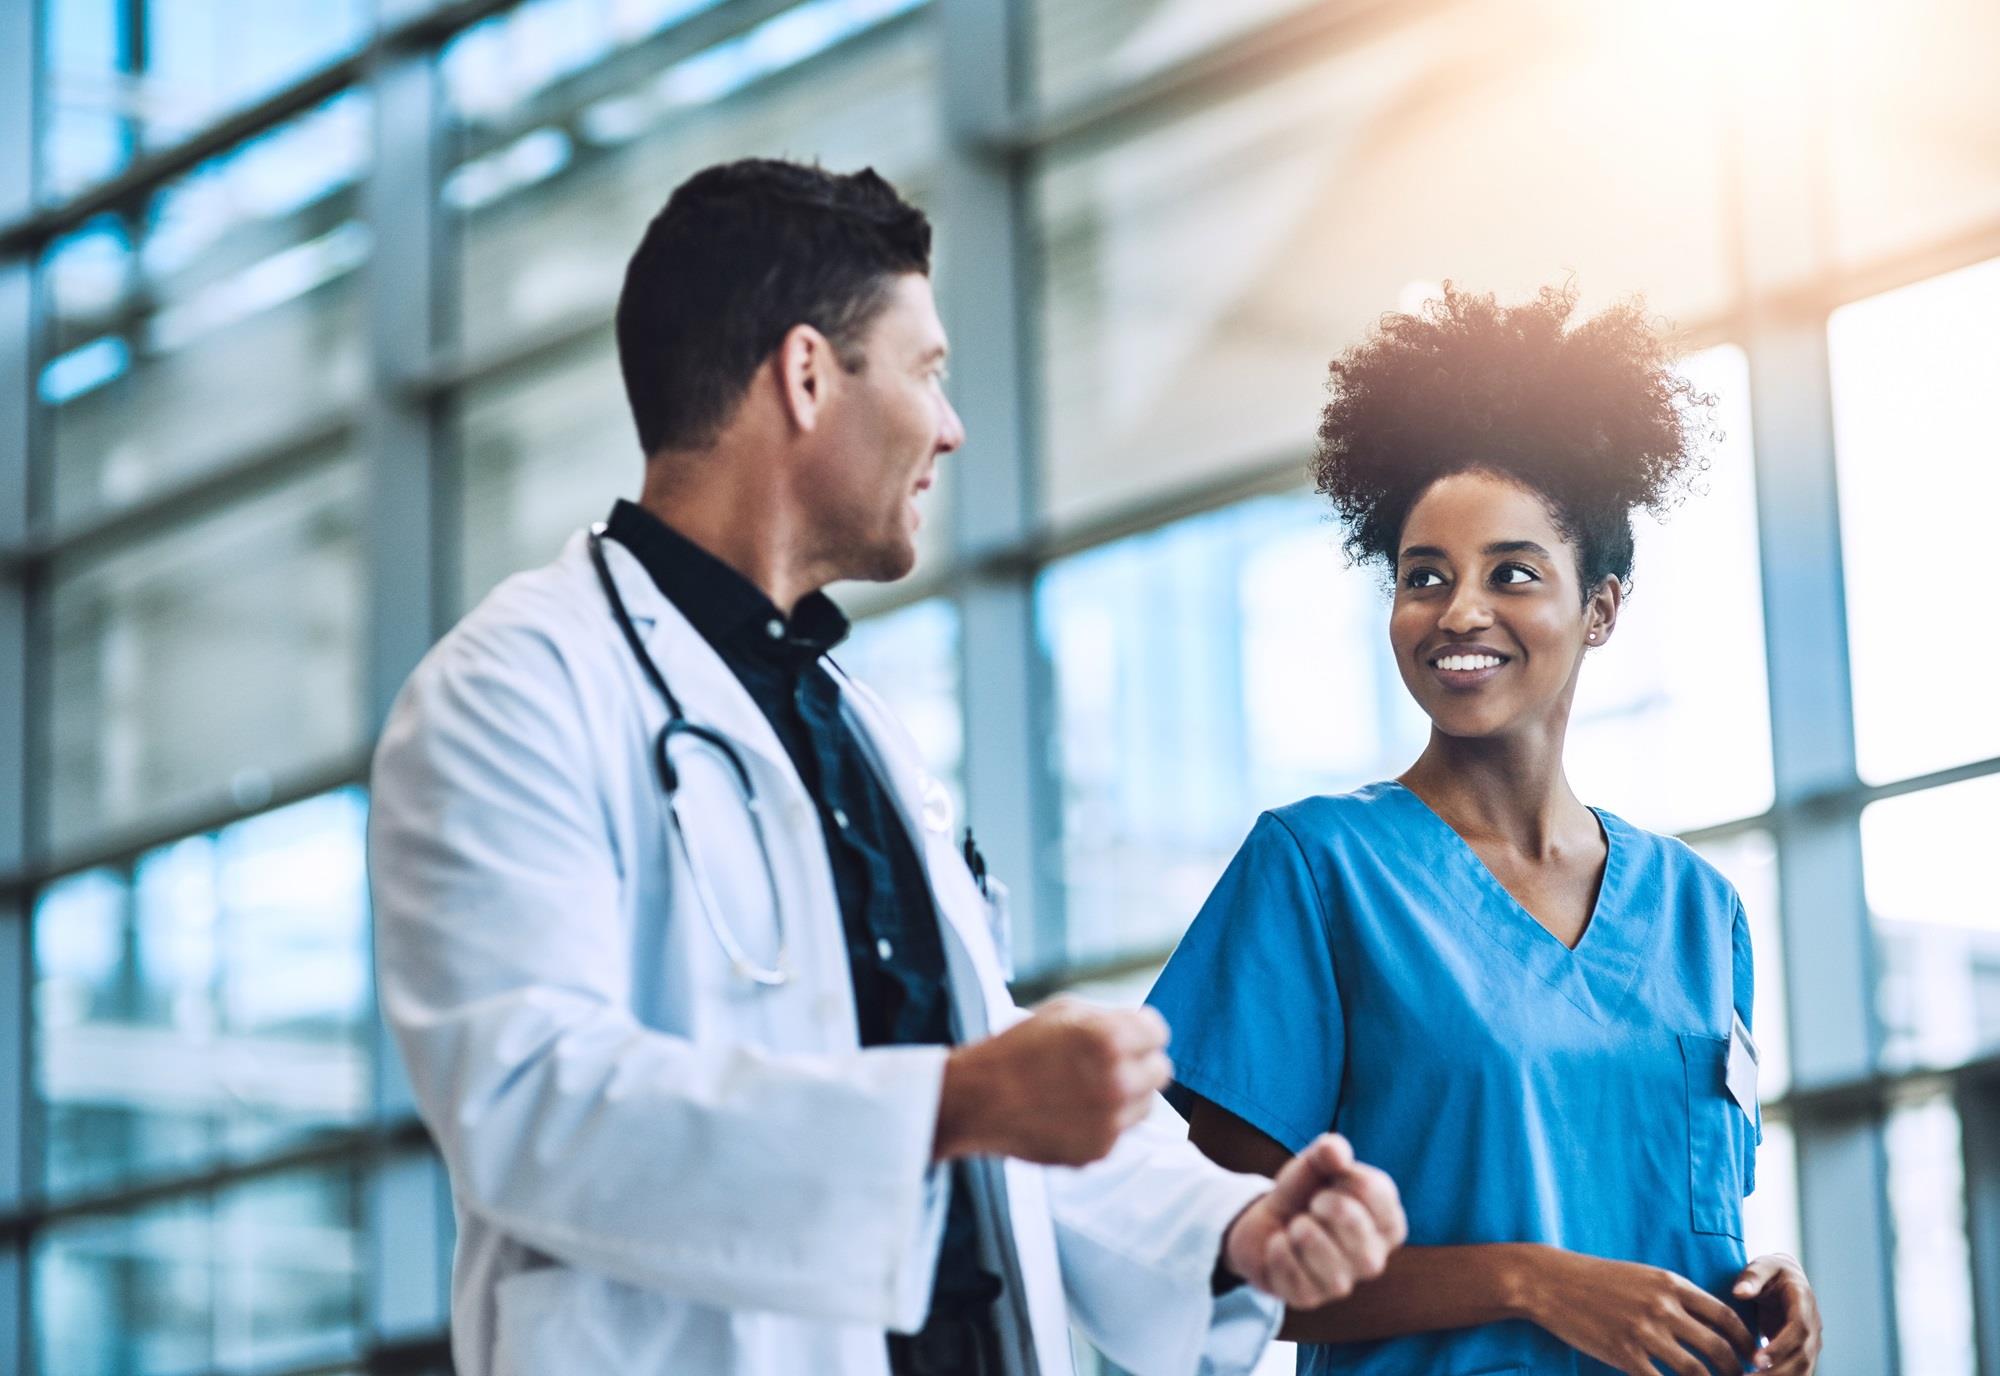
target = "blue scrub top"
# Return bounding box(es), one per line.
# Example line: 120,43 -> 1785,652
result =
1147,782 -> 1760,1376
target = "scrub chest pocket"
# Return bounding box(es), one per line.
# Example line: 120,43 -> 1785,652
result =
1680,1033 -> 1750,1239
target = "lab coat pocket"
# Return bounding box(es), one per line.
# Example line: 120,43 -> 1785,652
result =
1680,1032 -> 1748,1238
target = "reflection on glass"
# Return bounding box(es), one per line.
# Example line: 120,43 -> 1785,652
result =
1692,829 -> 1789,1099
46,458 -> 364,852
1865,774 -> 2000,1071
1031,0 -> 1321,106
456,332 -> 640,611
39,0 -> 372,201
32,1165 -> 364,1376
40,94 -> 372,524
1039,492 -> 1428,963
1566,345 -> 1773,834
1741,1113 -> 1801,1265
442,0 -> 936,351
1885,1095 -> 1976,1376
837,599 -> 965,822
1830,257 -> 2000,784
34,791 -> 373,1198
1035,4 -> 1734,528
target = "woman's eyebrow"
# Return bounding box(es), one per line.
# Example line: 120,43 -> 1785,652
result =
1484,540 -> 1553,558
1398,544 -> 1448,562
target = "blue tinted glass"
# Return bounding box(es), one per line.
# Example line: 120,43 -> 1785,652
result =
839,598 -> 965,823
42,94 -> 372,525
33,791 -> 373,1198
39,0 -> 371,200
32,1164 -> 365,1376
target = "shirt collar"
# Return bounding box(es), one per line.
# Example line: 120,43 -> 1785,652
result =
602,499 -> 849,669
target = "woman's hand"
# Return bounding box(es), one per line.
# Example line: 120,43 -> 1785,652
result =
1734,1254 -> 1821,1374
1521,1248 -> 1760,1376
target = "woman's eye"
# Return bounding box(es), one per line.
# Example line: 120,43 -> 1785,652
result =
1494,563 -> 1539,586
1402,568 -> 1444,590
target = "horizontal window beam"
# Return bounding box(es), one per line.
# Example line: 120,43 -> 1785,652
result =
0,1114 -> 430,1238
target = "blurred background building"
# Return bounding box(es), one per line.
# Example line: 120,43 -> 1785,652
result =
0,0 -> 1996,1372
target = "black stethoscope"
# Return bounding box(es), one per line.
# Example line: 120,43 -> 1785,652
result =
588,524 -> 793,987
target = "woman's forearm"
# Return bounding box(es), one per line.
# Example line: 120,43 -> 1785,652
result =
1279,1243 -> 1548,1344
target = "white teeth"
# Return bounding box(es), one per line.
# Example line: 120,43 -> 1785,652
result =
1437,654 -> 1503,672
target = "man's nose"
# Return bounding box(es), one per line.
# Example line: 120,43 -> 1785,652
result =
937,396 -> 967,455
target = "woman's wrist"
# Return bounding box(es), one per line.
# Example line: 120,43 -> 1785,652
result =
1494,1243 -> 1558,1324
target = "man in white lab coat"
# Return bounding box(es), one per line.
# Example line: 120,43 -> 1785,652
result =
369,158 -> 1405,1376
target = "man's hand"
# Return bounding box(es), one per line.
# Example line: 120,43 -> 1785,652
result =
1735,1253 -> 1821,1374
933,998 -> 1172,1166
1220,1134 -> 1406,1307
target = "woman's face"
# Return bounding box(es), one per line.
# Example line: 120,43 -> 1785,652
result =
1388,471 -> 1619,742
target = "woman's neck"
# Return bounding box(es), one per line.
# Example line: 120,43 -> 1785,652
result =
1397,727 -> 1592,860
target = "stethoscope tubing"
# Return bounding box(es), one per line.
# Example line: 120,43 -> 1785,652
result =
589,525 -> 793,987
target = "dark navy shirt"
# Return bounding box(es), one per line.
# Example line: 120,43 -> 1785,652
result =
603,500 -> 1000,1324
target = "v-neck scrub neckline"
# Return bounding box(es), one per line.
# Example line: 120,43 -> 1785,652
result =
1147,783 -> 1762,1376
1379,780 -> 1647,1028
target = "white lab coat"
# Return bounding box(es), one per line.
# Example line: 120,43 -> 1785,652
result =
369,529 -> 1284,1376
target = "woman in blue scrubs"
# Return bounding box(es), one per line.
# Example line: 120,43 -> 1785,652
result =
1149,286 -> 1823,1375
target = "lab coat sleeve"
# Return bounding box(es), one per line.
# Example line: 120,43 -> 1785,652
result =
368,614 -> 950,1329
1045,1098 -> 1282,1376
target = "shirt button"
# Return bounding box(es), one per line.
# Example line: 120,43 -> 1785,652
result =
876,937 -> 894,961
764,617 -> 784,639
831,807 -> 850,830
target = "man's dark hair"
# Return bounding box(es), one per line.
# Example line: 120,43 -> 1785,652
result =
1312,282 -> 1717,599
615,158 -> 932,455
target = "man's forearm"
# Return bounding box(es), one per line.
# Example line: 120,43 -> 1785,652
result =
1279,1243 -> 1545,1345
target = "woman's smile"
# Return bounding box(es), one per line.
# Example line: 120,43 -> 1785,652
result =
1426,644 -> 1513,689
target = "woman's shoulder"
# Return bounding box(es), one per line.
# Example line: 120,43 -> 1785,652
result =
1594,808 -> 1743,914
1260,781 -> 1414,851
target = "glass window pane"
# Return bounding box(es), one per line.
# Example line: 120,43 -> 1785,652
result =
1030,0 -> 1319,108
39,1 -> 371,202
33,792 -> 373,1198
1035,3 -> 1735,531
31,1164 -> 364,1376
1040,492 -> 1428,964
1866,774 -> 2000,1072
40,94 -> 372,526
1742,1113 -> 1801,1265
46,457 -> 364,855
1820,0 -> 2000,272
1886,1094 -> 1977,1376
455,332 -> 640,610
443,0 -> 936,351
1691,829 -> 1789,1099
1830,258 -> 2000,785
1565,345 -> 1773,834
837,598 -> 964,822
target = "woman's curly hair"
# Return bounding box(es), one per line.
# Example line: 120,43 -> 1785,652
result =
1311,283 -> 1716,598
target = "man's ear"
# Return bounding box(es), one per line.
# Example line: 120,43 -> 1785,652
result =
1585,576 -> 1624,647
774,323 -> 836,434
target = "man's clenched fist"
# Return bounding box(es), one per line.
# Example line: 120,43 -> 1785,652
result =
1221,1134 -> 1406,1307
934,998 -> 1172,1166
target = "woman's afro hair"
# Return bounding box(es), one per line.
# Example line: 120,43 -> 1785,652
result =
1311,282 -> 1717,596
